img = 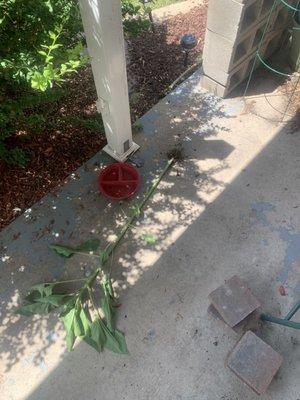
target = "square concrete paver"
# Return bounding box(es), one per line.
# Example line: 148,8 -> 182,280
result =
207,304 -> 261,334
226,331 -> 283,395
209,275 -> 261,327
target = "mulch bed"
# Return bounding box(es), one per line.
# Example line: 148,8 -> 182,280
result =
0,3 -> 208,230
0,67 -> 105,230
128,3 -> 208,117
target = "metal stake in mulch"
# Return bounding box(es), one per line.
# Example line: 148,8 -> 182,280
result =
16,158 -> 174,354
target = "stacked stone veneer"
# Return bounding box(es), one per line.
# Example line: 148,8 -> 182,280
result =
201,0 -> 295,97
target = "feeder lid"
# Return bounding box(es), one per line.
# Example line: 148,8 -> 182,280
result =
98,163 -> 140,200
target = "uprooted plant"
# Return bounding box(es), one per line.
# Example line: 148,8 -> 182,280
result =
16,158 -> 174,354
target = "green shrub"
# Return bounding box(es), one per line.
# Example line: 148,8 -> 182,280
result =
0,0 -> 86,165
0,0 -> 151,166
122,0 -> 151,36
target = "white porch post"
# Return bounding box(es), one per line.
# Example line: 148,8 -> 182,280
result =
79,0 -> 139,161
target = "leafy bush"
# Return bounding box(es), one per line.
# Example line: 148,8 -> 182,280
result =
0,0 -> 151,166
0,0 -> 86,165
122,0 -> 151,36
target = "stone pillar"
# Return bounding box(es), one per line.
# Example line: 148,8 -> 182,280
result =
201,0 -> 294,97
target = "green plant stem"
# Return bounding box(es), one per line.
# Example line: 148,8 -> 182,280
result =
68,250 -> 101,259
83,158 -> 174,292
139,158 -> 174,209
101,158 -> 174,263
44,278 -> 87,285
46,30 -> 60,60
85,267 -> 102,288
88,287 -> 103,321
54,159 -> 174,303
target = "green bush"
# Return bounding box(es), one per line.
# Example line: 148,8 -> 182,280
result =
0,0 -> 85,165
122,0 -> 151,36
0,0 -> 151,166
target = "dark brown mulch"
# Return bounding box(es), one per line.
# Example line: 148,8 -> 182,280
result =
128,3 -> 208,117
0,68 -> 104,229
0,3 -> 208,230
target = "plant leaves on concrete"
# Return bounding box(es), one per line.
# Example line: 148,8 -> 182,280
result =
84,317 -> 128,355
103,326 -> 128,355
76,239 -> 101,253
49,238 -> 100,258
100,296 -> 114,331
142,233 -> 157,245
84,318 -> 106,353
17,301 -> 54,316
59,299 -> 78,351
18,159 -> 174,355
16,283 -> 70,315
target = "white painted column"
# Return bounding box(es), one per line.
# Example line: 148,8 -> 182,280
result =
79,0 -> 139,161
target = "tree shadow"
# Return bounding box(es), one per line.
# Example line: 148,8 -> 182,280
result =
9,80 -> 300,400
0,66 -> 233,379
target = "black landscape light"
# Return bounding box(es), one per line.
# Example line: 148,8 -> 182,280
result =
180,34 -> 197,66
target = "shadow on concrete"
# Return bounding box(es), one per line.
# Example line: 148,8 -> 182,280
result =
1,71 -> 299,399
0,72 -> 232,375
20,107 -> 300,400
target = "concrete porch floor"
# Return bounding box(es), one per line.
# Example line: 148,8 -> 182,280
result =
0,70 -> 299,400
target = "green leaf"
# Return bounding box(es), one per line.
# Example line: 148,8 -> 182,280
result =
79,308 -> 91,335
61,303 -> 91,342
43,65 -> 56,80
16,302 -> 52,316
60,63 -> 68,73
74,310 -> 84,336
38,50 -> 47,57
66,329 -> 75,351
30,71 -> 48,91
24,290 -> 41,303
30,283 -> 55,296
49,244 -> 76,258
99,251 -> 109,265
60,306 -> 76,351
68,60 -> 80,69
100,296 -> 114,331
49,239 -> 100,258
141,233 -> 157,245
131,205 -> 141,217
38,294 -> 70,307
45,1 -> 53,13
103,278 -> 114,298
50,44 -> 62,50
104,327 -> 128,355
77,239 -> 100,253
48,30 -> 56,39
16,283 -> 68,316
84,318 -> 106,353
